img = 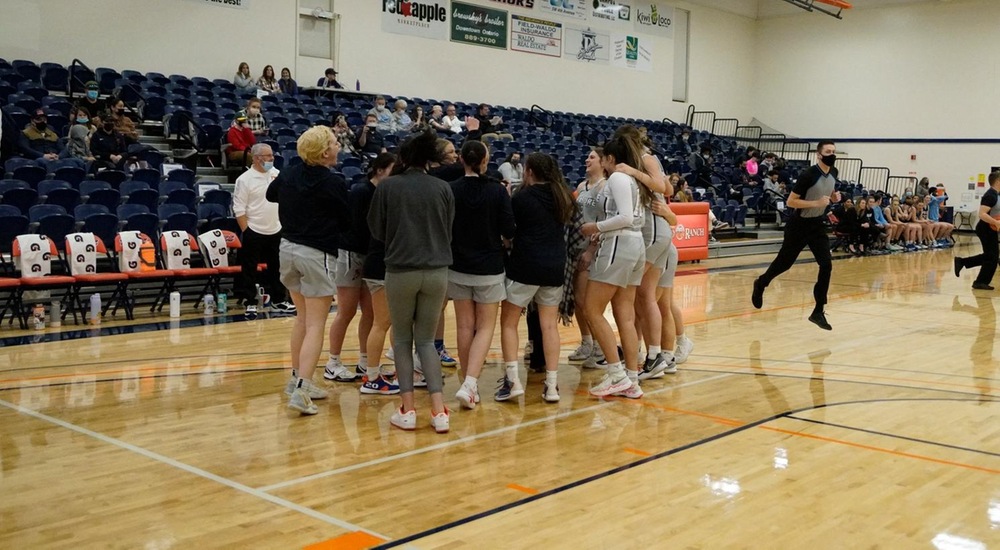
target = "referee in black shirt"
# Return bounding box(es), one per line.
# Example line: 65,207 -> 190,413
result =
752,141 -> 841,330
954,171 -> 1000,290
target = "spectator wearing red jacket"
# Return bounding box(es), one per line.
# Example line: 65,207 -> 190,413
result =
227,113 -> 255,167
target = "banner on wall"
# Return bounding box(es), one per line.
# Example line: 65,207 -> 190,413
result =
382,0 -> 450,41
537,0 -> 589,20
591,1 -> 632,26
486,0 -> 537,9
563,26 -> 610,64
451,1 -> 509,49
510,15 -> 563,57
634,2 -> 673,38
611,33 -> 652,71
187,0 -> 251,9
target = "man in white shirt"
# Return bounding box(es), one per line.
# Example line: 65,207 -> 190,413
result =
233,143 -> 294,313
498,151 -> 524,189
441,104 -> 465,134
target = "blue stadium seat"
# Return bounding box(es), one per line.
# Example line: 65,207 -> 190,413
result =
74,204 -> 111,222
2,187 -> 39,215
0,179 -> 29,194
81,213 -> 119,248
12,165 -> 46,187
53,166 -> 86,186
45,188 -> 82,212
125,188 -> 159,211
37,180 -> 71,197
131,167 -> 162,189
29,204 -> 66,224
165,168 -> 196,186
94,170 -> 128,189
123,212 -> 160,240
164,188 -> 198,212
85,188 -> 121,212
120,180 -> 150,197
201,189 -> 232,214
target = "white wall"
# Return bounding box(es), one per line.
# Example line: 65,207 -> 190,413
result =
752,0 -> 1000,196
0,0 -> 298,82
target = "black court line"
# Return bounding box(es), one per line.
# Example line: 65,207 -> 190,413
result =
372,396 -> 998,549
786,415 -> 1000,458
0,366 -> 283,394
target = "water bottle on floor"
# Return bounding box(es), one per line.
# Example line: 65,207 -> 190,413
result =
32,304 -> 45,330
217,293 -> 228,314
203,294 -> 215,315
89,294 -> 101,325
169,291 -> 181,318
50,300 -> 61,328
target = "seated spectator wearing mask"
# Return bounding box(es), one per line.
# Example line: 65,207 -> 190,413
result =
106,98 -> 139,144
226,113 -> 256,167
76,81 -> 106,120
355,113 -> 386,157
498,152 -> 524,188
90,118 -> 127,171
244,97 -> 269,137
441,105 -> 466,135
391,99 -> 412,133
67,107 -> 95,164
689,145 -> 713,187
410,105 -> 430,133
368,96 -> 393,133
20,109 -> 61,166
675,128 -> 693,155
474,104 -> 512,140
257,65 -> 281,94
278,67 -> 298,95
317,68 -> 344,89
234,62 -> 257,94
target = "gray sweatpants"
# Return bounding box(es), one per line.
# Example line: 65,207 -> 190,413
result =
385,268 -> 448,394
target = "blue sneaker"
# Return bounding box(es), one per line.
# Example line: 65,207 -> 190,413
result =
494,375 -> 524,402
438,347 -> 458,368
360,374 -> 400,395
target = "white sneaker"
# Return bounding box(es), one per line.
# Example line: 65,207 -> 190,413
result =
430,408 -> 450,433
659,353 -> 678,375
568,342 -> 593,363
456,384 -> 480,409
589,369 -> 632,397
582,353 -> 607,369
287,388 -> 318,415
542,381 -> 560,403
284,374 -> 296,396
298,378 -> 328,400
390,407 -> 416,431
323,360 -> 356,382
614,381 -> 644,399
271,301 -> 296,313
413,370 -> 428,388
675,335 -> 694,364
385,346 -> 395,361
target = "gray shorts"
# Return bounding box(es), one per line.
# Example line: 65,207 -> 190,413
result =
505,278 -> 562,308
363,278 -> 384,294
590,231 -> 645,288
334,250 -> 365,288
659,243 -> 678,288
645,238 -> 671,270
279,239 -> 336,298
447,270 -> 506,303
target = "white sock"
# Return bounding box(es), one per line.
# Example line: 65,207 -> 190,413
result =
358,353 -> 368,368
582,335 -> 593,346
648,346 -> 661,360
606,362 -> 625,377
330,354 -> 340,363
366,365 -> 380,380
661,350 -> 675,362
626,369 -> 639,383
545,370 -> 558,386
505,362 -> 519,381
464,375 -> 478,391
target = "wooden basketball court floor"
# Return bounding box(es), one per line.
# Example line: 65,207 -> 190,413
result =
2,235 -> 998,549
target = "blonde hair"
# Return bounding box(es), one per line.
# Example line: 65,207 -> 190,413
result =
297,126 -> 336,166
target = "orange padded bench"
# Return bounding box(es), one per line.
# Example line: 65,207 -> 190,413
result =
670,202 -> 710,262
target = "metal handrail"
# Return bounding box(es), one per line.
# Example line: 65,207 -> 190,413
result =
529,104 -> 553,128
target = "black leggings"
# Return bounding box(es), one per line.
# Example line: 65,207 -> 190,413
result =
961,223 -> 999,285
759,216 -> 832,307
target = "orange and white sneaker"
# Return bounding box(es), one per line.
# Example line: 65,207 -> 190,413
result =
455,384 -> 480,410
614,381 -> 644,399
430,408 -> 450,433
390,407 -> 416,431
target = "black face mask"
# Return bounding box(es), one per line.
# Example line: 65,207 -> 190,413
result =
34,121 -> 47,131
103,122 -> 115,133
821,154 -> 837,167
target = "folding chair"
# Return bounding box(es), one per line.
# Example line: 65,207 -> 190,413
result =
65,233 -> 132,321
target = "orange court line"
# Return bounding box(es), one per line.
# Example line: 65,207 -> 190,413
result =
507,483 -> 540,495
623,447 -> 652,457
303,531 -> 387,550
759,425 -> 1000,475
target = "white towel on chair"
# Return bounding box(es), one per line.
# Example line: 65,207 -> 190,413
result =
198,230 -> 229,268
16,234 -> 52,278
66,233 -> 98,276
162,231 -> 192,270
118,231 -> 143,273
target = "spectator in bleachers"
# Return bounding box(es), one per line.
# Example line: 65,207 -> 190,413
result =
916,177 -> 931,197
441,104 -> 465,134
688,145 -> 713,187
498,151 -> 524,188
106,98 -> 139,144
368,96 -> 393,133
474,104 -> 512,140
355,113 -> 386,157
226,113 -> 255,167
391,99 -> 412,133
924,189 -> 954,246
316,68 -> 344,89
244,97 -> 269,137
76,81 -> 106,121
428,105 -> 450,134
234,62 -> 257,94
90,118 -> 127,172
868,196 -> 893,252
234,143 -> 293,314
19,108 -> 60,164
760,152 -> 777,174
257,65 -> 281,94
833,198 -> 860,254
331,114 -> 356,154
67,107 -> 95,164
673,176 -> 693,202
675,128 -> 693,155
278,67 -> 298,95
410,105 -> 429,133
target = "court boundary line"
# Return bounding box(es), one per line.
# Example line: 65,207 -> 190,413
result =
786,415 -> 1000,458
0,397 -> 389,540
694,353 -> 1000,383
371,396 -> 998,549
256,373 -> 733,493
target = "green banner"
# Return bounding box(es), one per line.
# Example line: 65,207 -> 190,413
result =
451,1 -> 508,50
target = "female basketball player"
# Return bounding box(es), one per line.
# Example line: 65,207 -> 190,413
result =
569,148 -> 607,367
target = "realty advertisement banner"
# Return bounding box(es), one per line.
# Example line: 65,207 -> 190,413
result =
510,14 -> 563,57
451,1 -> 509,49
382,0 -> 449,40
563,26 -> 610,64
